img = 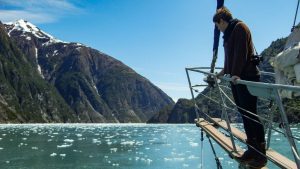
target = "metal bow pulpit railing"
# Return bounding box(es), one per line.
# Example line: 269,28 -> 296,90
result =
186,67 -> 300,169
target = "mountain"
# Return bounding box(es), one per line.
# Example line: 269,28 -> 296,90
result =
1,19 -> 174,123
0,22 -> 77,123
148,36 -> 300,123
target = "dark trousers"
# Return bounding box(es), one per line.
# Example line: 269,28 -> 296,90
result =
231,80 -> 265,143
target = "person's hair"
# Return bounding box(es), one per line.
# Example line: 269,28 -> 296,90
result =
213,6 -> 233,23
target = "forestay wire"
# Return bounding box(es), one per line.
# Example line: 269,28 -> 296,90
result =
199,0 -> 225,168
292,0 -> 300,32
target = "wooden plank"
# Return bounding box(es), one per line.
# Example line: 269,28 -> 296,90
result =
195,118 -> 244,158
209,118 -> 297,169
195,118 -> 268,169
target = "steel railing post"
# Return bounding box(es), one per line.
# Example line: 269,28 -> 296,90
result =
274,89 -> 300,169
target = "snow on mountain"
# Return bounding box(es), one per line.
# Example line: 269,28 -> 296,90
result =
4,19 -> 67,46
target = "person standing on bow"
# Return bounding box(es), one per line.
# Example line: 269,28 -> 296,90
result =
213,6 -> 267,168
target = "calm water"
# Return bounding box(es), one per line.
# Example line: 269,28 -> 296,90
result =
0,124 -> 299,169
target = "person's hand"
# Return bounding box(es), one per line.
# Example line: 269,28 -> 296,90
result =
216,70 -> 224,79
231,75 -> 240,84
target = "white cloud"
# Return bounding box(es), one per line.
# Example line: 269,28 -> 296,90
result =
0,10 -> 55,23
0,0 -> 82,23
0,0 -> 78,11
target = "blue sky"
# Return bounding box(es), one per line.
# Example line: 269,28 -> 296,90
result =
0,0 -> 298,101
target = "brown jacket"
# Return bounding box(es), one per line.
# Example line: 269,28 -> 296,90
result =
223,21 -> 259,79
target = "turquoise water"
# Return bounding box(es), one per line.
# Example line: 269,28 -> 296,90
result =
0,124 -> 299,169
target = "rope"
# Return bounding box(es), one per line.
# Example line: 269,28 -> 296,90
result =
207,134 -> 223,169
200,128 -> 204,169
292,0 -> 300,32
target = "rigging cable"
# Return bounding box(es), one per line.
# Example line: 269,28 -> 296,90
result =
200,129 -> 204,169
292,0 -> 300,32
207,134 -> 223,169
192,87 -> 300,141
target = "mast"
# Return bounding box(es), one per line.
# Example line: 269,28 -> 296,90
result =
210,0 -> 224,74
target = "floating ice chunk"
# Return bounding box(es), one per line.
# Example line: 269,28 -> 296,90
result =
105,135 -> 115,139
177,153 -> 184,156
92,139 -> 101,144
183,164 -> 189,167
57,144 -> 72,148
174,158 -> 185,161
76,134 -> 82,137
60,154 -> 66,157
2,134 -> 6,136
112,163 -> 119,166
50,153 -> 57,157
164,158 -> 172,161
121,141 -> 135,145
0,147 -> 3,150
276,138 -> 281,141
32,147 -> 38,150
110,148 -> 117,153
146,158 -> 153,164
64,139 -> 74,143
188,155 -> 199,159
0,138 -> 2,140
144,158 -> 152,164
22,138 -> 27,141
107,141 -> 112,145
135,141 -> 144,146
189,142 -> 199,147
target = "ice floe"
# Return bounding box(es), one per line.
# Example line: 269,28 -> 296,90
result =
57,144 -> 72,148
50,153 -> 57,157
